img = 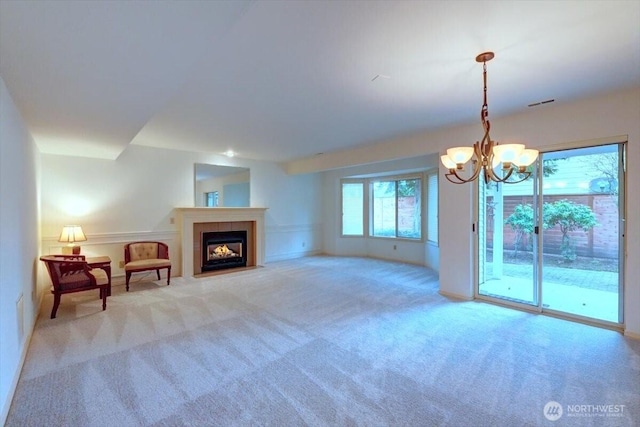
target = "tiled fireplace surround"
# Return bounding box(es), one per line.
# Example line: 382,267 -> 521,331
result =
176,208 -> 267,277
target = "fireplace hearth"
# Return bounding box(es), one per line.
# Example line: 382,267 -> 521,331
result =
201,230 -> 247,272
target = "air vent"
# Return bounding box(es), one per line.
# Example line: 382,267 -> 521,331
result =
371,74 -> 391,82
528,99 -> 555,107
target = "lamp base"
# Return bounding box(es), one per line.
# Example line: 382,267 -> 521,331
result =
61,246 -> 81,255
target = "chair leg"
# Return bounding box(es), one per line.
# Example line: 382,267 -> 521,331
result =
101,287 -> 107,311
156,269 -> 161,280
126,272 -> 132,291
166,267 -> 171,286
51,293 -> 61,319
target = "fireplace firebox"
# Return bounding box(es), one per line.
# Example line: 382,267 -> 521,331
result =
201,230 -> 247,272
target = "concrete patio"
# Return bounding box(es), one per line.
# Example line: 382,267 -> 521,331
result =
480,263 -> 619,322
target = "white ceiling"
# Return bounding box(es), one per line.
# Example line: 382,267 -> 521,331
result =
1,1 -> 638,163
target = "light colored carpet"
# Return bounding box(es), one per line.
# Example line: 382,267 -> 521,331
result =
6,256 -> 639,426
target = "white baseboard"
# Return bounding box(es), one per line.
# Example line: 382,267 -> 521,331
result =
438,290 -> 474,301
266,249 -> 322,263
623,330 -> 640,340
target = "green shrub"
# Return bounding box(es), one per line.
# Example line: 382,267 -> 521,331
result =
504,204 -> 535,257
505,200 -> 597,261
544,200 -> 598,261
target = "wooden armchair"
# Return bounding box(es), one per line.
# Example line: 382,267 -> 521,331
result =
124,241 -> 171,291
40,255 -> 109,319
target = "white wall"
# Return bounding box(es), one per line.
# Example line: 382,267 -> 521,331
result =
321,154 -> 440,271
290,87 -> 640,338
40,145 -> 324,277
0,76 -> 40,424
251,165 -> 324,262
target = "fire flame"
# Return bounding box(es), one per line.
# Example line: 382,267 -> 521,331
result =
214,244 -> 233,256
209,244 -> 239,259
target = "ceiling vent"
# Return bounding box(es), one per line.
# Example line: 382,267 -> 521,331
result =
528,99 -> 555,107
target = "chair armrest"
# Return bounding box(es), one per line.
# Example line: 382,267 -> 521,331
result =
158,243 -> 169,259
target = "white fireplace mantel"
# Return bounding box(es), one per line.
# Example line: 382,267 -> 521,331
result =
175,207 -> 267,277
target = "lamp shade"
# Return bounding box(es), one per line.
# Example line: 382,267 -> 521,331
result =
513,149 -> 539,167
58,225 -> 87,243
440,155 -> 457,169
492,144 -> 525,163
446,147 -> 474,165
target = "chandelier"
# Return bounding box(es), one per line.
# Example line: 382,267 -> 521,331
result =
440,52 -> 538,184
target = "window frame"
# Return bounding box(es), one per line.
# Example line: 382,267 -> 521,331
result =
369,174 -> 423,240
427,171 -> 439,245
340,179 -> 366,237
204,191 -> 219,207
340,173 -> 427,241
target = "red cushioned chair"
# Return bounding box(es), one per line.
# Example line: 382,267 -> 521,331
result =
40,255 -> 109,319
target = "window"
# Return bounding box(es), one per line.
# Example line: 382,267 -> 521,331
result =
341,175 -> 425,240
427,172 -> 438,243
205,191 -> 219,207
342,182 -> 364,236
372,178 -> 421,239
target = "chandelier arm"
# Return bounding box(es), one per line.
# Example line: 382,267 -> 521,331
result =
467,157 -> 484,182
466,161 -> 483,183
500,169 -> 532,184
489,167 -> 531,184
501,168 -> 515,182
448,169 -> 471,184
484,162 -> 498,184
465,143 -> 485,182
486,167 -> 514,184
444,170 -> 467,184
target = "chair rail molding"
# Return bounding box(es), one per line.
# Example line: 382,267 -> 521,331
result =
42,230 -> 178,246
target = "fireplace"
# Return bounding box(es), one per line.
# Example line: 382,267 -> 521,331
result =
201,230 -> 247,272
175,207 -> 267,277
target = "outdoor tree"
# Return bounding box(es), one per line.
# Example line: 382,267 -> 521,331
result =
545,199 -> 598,261
504,203 -> 554,258
579,152 -> 619,204
588,153 -> 618,192
504,204 -> 535,258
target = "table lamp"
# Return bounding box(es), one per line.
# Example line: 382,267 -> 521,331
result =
58,225 -> 87,254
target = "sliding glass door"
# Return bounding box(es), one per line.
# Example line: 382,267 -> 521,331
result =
477,142 -> 625,325
477,167 -> 538,306
539,144 -> 623,323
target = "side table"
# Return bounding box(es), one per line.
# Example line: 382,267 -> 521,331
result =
87,256 -> 112,296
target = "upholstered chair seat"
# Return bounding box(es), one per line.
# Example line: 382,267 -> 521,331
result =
125,259 -> 172,271
124,241 -> 171,291
58,268 -> 109,291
